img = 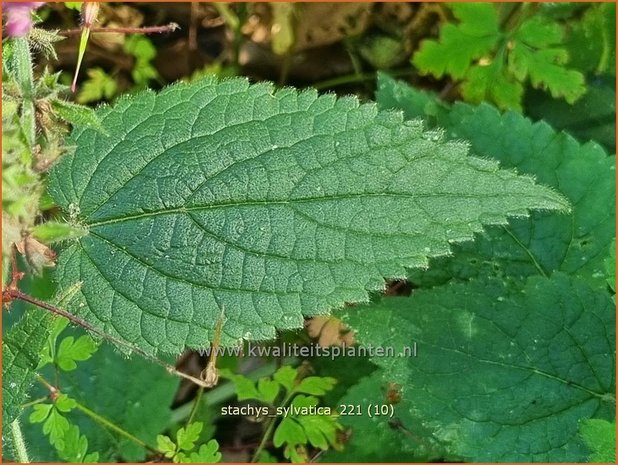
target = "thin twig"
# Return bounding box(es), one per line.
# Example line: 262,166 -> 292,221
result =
59,23 -> 179,37
3,246 -> 212,389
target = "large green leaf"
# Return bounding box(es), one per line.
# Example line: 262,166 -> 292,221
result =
340,273 -> 615,462
48,77 -> 568,354
377,73 -> 615,289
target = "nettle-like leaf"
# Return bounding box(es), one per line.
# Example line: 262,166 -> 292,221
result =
377,74 -> 615,289
340,273 -> 615,462
2,308 -> 53,456
320,371 -> 446,463
412,3 -> 586,110
48,77 -> 568,355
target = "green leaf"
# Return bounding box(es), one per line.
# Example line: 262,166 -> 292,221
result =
48,77 -> 568,355
461,59 -> 524,111
123,35 -> 159,87
413,4 -> 587,109
157,434 -> 177,457
55,335 -> 98,371
341,273 -> 615,462
274,417 -> 306,448
257,377 -> 280,404
64,2 -> 83,11
294,376 -> 337,396
50,98 -> 106,134
185,440 -> 222,463
43,407 -> 71,449
413,3 -> 499,79
55,393 -> 77,413
376,74 -> 614,289
56,424 -> 100,463
565,3 -> 616,76
320,371 -> 445,462
509,44 -> 586,104
524,74 -> 615,152
273,366 -> 298,394
2,308 -> 53,455
32,221 -> 88,244
176,422 -> 203,452
59,343 -> 178,462
77,67 -> 117,104
605,241 -> 615,294
219,369 -> 260,401
580,419 -> 616,463
29,404 -> 53,424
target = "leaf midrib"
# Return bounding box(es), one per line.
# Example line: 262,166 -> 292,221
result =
84,191 -> 558,228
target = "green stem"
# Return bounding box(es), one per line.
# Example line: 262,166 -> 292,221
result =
213,3 -> 242,66
251,391 -> 295,462
12,37 -> 36,149
10,418 -> 30,463
73,401 -> 160,455
21,396 -> 49,409
187,387 -> 204,425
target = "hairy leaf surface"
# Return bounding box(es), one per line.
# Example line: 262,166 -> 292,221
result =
2,309 -> 52,457
377,73 -> 614,288
341,274 -> 616,462
49,77 -> 567,354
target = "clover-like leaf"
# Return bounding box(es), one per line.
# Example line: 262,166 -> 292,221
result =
176,422 -> 203,452
185,440 -> 222,463
48,77 -> 568,355
55,335 -> 98,371
341,273 -> 615,462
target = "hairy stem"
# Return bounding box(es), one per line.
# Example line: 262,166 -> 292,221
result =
5,288 -> 212,388
12,37 -> 36,149
10,418 -> 30,463
60,23 -> 179,37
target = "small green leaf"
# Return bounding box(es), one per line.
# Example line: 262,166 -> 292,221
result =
29,404 -> 53,424
294,376 -> 337,396
54,394 -> 77,413
580,419 -> 616,463
50,98 -> 106,134
43,408 -> 71,449
219,369 -> 260,400
274,417 -> 306,448
49,77 -> 569,356
32,221 -> 88,244
56,335 -> 98,371
273,366 -> 298,394
176,422 -> 203,452
57,424 -> 99,463
157,434 -> 177,457
186,440 -> 222,463
76,67 -> 117,104
257,378 -> 280,404
413,3 -> 499,79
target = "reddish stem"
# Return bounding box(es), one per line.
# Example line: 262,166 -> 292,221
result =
59,23 -> 180,37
